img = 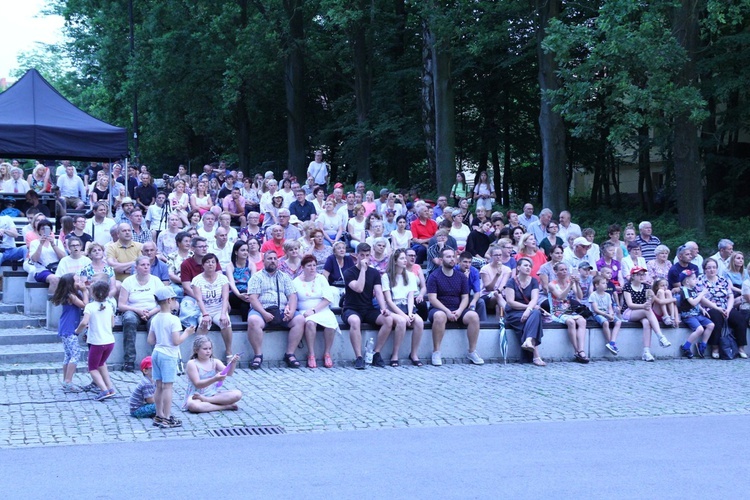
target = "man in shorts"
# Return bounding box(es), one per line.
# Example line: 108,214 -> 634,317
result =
246,251 -> 305,369
343,243 -> 394,370
426,247 -> 483,366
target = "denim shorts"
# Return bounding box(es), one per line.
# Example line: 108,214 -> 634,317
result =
152,350 -> 178,383
681,315 -> 713,332
593,314 -> 621,326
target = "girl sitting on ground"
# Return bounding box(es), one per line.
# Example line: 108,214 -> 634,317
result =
183,336 -> 242,413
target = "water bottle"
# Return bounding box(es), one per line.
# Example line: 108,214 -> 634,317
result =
364,338 -> 374,364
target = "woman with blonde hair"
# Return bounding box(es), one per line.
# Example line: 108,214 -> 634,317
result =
514,232 -> 547,280
28,164 -> 51,194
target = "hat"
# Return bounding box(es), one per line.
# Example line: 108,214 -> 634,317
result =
289,215 -> 301,225
334,182 -> 343,189
272,193 -> 284,199
380,188 -> 389,196
679,269 -> 695,282
578,261 -> 592,270
140,356 -> 152,371
154,287 -> 177,302
630,266 -> 647,276
573,237 -> 591,247
120,197 -> 134,205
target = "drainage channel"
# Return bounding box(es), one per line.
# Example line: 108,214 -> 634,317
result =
208,426 -> 286,438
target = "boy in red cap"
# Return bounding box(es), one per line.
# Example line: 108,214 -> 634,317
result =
129,356 -> 156,418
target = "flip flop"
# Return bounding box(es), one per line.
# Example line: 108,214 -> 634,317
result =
250,354 -> 263,370
532,357 -> 546,367
307,355 -> 317,369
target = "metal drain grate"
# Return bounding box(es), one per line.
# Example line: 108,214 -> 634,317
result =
209,426 -> 286,437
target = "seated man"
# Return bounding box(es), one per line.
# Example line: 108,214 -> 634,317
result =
0,212 -> 27,265
2,167 -> 30,194
222,187 -> 247,227
261,224 -> 286,258
343,243 -> 395,370
106,223 -> 143,282
135,241 -> 170,285
246,251 -> 305,370
427,247 -> 483,366
57,164 -> 86,209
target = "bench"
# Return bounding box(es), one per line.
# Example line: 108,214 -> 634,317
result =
24,281 -> 49,316
2,269 -> 27,305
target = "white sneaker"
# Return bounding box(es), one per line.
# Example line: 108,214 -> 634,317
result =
467,351 -> 484,365
431,351 -> 442,366
658,335 -> 671,348
642,350 -> 655,362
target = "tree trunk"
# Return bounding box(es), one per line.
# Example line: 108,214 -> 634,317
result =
351,0 -> 373,182
427,22 -> 455,197
491,147 -> 502,207
671,0 -> 704,232
283,0 -> 306,177
536,0 -> 568,214
421,21 -> 437,189
638,125 -> 653,213
502,89 -> 512,207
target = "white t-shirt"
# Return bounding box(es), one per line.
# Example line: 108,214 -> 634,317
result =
84,217 -> 116,246
0,215 -> 17,248
191,273 -> 229,315
145,204 -> 169,232
121,274 -> 164,310
449,225 -> 471,249
197,226 -> 217,247
390,229 -> 412,250
307,161 -> 328,185
84,301 -> 115,345
55,255 -> 92,277
29,238 -> 65,267
150,312 -> 183,358
381,272 -> 418,303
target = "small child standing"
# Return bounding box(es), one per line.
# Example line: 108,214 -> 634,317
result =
75,280 -> 116,401
677,270 -> 714,358
129,356 -> 156,418
589,275 -> 623,355
147,287 -> 196,429
51,273 -> 88,393
599,266 -> 621,310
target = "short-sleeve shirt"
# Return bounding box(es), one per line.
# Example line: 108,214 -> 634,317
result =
426,268 -> 469,311
505,277 -> 539,306
323,254 -> 355,287
589,291 -> 612,314
181,257 -> 221,284
83,301 -> 115,345
192,273 -> 229,315
150,312 -> 183,358
667,263 -> 700,288
121,274 -> 163,310
623,281 -> 647,305
343,266 -> 381,311
247,269 -> 296,310
381,272 -> 418,303
410,218 -> 438,241
129,376 -> 156,413
106,240 -> 143,281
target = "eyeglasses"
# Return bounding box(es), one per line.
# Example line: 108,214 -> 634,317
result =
195,245 -> 208,249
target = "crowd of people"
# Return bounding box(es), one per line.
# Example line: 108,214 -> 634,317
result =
4,153 -> 749,425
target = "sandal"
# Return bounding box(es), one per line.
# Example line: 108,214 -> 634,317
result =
390,359 -> 399,367
521,339 -> 535,352
532,357 -> 546,367
307,355 -> 317,369
284,353 -> 301,368
574,351 -> 590,364
250,354 -> 263,370
323,353 -> 333,368
410,357 -> 423,367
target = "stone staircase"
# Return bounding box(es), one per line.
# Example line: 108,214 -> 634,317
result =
0,295 -> 73,375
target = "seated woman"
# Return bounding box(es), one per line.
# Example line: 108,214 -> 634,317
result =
701,258 -> 747,358
548,262 -> 589,363
293,255 -> 339,368
226,241 -> 253,321
382,249 -> 424,367
307,229 -> 333,273
322,241 -> 355,303
191,253 -> 232,359
537,245 -> 565,302
368,237 -> 390,274
723,251 -> 748,298
622,267 -> 670,362
538,220 -> 564,258
28,219 -> 65,293
278,240 -> 303,279
183,335 -> 242,413
389,215 -> 412,251
514,233 -> 547,281
79,242 -> 119,298
503,257 -> 545,366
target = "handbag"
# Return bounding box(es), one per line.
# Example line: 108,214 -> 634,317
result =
264,274 -> 285,326
719,322 -> 739,360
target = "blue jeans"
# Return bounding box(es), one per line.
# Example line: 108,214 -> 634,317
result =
0,246 -> 26,265
121,311 -> 151,369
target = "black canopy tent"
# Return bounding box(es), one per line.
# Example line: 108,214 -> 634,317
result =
0,68 -> 128,161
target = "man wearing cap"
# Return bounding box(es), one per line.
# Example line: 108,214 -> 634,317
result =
672,241 -> 703,270
289,189 -> 316,222
526,208 -> 553,243
410,204 -> 438,265
222,187 -> 247,227
668,245 -> 700,291
265,209 -> 301,241
106,223 -> 143,281
56,164 -> 86,209
635,221 -> 661,262
307,150 -> 329,193
621,241 -> 648,282
1,167 -> 30,194
563,236 -> 595,275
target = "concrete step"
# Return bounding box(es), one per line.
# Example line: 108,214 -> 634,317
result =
0,312 -> 45,329
0,328 -> 60,345
0,342 -> 70,364
0,303 -> 23,314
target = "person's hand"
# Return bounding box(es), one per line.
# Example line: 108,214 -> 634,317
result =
407,313 -> 415,325
449,310 -> 459,321
185,325 -> 196,335
242,293 -> 252,303
283,306 -> 292,321
415,294 -> 424,304
723,308 -> 730,318
380,308 -> 389,317
200,314 -> 211,328
220,313 -> 230,328
521,308 -> 530,322
215,372 -> 228,382
262,310 -> 274,323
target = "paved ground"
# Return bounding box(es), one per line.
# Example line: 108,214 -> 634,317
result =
2,357 -> 750,449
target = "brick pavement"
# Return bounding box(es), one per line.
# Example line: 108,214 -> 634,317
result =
2,359 -> 750,448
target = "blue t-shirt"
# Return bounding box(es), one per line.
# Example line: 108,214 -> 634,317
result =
59,303 -> 82,337
426,268 -> 469,311
668,263 -> 700,288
